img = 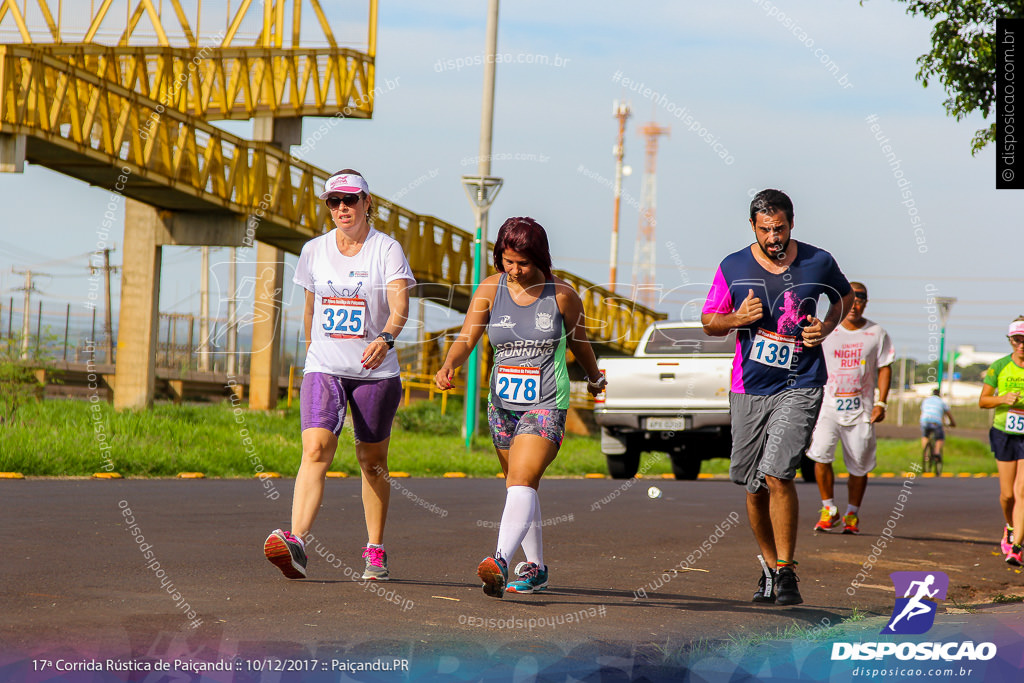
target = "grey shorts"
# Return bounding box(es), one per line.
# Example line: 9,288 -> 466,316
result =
729,387 -> 823,493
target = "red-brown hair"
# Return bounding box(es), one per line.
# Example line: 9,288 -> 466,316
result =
492,217 -> 553,279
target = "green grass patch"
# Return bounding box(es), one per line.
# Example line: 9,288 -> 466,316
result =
0,397 -> 607,478
854,437 -> 994,475
0,398 -> 998,478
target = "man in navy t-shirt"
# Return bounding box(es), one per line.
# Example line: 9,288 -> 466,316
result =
701,189 -> 852,606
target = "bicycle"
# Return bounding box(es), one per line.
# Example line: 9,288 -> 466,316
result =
922,426 -> 942,475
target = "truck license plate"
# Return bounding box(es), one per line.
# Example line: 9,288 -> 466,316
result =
646,417 -> 686,431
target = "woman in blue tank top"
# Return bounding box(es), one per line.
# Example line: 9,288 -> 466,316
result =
435,217 -> 606,597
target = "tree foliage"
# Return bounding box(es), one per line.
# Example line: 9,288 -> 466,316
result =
874,1 -> 1024,155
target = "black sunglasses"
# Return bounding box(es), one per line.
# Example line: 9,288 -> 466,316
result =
852,292 -> 867,300
325,194 -> 362,209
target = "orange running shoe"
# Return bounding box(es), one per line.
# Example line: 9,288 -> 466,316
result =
814,507 -> 841,532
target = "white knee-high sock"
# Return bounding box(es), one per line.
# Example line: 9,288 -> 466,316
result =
495,486 -> 537,564
521,489 -> 544,568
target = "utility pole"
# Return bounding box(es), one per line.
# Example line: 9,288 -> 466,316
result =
227,247 -> 238,375
199,246 -> 211,371
460,0 -> 503,449
102,249 -> 116,364
897,354 -> 906,426
609,100 -> 631,292
88,249 -> 119,364
12,269 -> 40,360
20,270 -> 31,359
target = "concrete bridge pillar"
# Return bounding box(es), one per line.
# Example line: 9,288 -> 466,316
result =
114,200 -> 165,411
0,133 -> 26,173
114,200 -> 245,410
248,242 -> 285,410
247,116 -> 301,411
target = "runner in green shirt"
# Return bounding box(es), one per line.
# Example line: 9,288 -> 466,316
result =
979,317 -> 1024,566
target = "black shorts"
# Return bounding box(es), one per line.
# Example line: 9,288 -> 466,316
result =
989,427 -> 1024,463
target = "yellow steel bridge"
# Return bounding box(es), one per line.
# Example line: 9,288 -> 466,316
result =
0,0 -> 665,410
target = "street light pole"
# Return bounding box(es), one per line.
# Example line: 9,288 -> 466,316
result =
935,297 -> 956,397
461,176 -> 503,449
461,0 -> 502,450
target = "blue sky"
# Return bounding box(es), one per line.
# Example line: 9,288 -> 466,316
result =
0,0 -> 1015,362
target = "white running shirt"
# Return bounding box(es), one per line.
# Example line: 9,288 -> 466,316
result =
294,228 -> 415,379
819,318 -> 895,425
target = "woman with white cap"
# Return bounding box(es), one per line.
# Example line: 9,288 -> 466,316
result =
979,316 -> 1024,566
264,169 -> 415,582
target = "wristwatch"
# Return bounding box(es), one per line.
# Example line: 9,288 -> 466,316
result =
376,332 -> 395,349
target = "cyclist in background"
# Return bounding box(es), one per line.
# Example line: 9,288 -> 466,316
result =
920,389 -> 955,464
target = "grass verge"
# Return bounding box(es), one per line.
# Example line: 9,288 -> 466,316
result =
0,398 -> 999,478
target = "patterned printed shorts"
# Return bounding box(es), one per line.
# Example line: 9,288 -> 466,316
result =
487,403 -> 567,450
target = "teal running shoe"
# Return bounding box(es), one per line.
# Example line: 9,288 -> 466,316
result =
506,562 -> 548,594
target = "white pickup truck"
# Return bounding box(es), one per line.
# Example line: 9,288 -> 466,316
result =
593,321 -> 736,479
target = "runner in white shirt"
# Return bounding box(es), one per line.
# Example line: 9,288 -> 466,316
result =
264,169 -> 415,582
807,282 -> 894,535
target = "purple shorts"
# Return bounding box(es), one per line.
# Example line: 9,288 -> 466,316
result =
300,372 -> 402,443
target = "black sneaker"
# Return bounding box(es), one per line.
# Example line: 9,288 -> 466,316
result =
775,565 -> 803,606
264,529 -> 307,579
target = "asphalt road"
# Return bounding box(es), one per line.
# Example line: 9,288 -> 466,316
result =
1,476 -> 1020,679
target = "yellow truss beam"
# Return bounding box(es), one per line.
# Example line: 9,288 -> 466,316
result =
0,0 -> 32,43
82,0 -> 116,44
2,0 -> 360,49
120,0 -> 170,46
35,0 -> 60,43
222,0 -> 256,48
41,44 -> 374,120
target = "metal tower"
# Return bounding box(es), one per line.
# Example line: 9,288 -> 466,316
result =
609,100 -> 631,292
632,121 -> 669,308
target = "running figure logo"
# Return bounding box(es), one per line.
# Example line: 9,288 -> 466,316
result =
777,290 -> 805,336
882,571 -> 949,635
327,280 -> 363,298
